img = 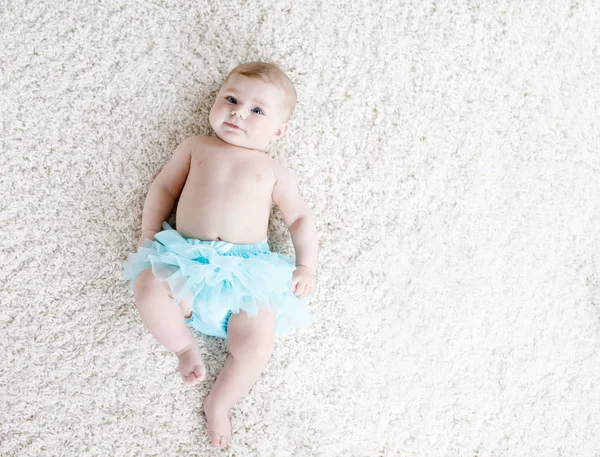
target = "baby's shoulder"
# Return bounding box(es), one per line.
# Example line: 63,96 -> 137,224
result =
186,134 -> 211,148
270,158 -> 297,184
184,135 -> 218,157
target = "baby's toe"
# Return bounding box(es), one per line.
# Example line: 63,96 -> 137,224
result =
219,434 -> 231,448
208,431 -> 222,447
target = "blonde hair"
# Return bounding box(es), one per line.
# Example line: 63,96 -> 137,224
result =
224,61 -> 297,121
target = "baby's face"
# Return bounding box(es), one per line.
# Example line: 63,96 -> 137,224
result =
209,74 -> 289,151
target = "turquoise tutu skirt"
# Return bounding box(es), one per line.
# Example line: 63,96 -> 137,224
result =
123,222 -> 312,338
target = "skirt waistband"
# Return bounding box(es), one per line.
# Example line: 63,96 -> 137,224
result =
155,222 -> 269,256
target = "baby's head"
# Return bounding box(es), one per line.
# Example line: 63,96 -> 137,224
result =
209,61 -> 297,151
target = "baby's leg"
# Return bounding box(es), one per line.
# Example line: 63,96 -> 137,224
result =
203,307 -> 276,448
134,267 -> 205,385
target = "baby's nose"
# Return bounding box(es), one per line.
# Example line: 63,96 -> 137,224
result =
231,109 -> 247,119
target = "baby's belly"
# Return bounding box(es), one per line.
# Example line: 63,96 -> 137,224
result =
175,187 -> 271,244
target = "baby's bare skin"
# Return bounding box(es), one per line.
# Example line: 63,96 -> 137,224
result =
136,65 -> 318,448
176,135 -> 276,244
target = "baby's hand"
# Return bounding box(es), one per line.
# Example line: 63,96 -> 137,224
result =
290,265 -> 316,298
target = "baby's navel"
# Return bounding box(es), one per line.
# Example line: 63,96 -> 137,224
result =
197,160 -> 205,167
256,174 -> 262,182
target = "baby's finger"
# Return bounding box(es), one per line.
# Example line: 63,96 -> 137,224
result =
290,278 -> 299,291
304,285 -> 314,297
295,283 -> 307,297
301,285 -> 313,298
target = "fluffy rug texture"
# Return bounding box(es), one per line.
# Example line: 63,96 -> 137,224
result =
2,0 -> 599,456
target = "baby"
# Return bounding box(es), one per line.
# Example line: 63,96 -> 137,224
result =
123,61 -> 318,448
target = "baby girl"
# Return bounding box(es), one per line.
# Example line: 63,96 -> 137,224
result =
123,61 -> 318,448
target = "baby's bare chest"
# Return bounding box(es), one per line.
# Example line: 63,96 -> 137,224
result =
185,149 -> 276,198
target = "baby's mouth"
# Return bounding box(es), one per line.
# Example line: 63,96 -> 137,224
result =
224,122 -> 243,131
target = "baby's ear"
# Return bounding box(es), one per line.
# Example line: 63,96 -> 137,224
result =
272,122 -> 289,140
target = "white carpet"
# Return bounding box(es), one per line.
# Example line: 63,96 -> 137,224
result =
2,0 -> 599,455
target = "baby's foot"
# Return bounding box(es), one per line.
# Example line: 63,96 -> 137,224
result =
203,394 -> 232,448
176,345 -> 206,386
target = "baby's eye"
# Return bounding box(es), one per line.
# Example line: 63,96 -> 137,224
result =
226,96 -> 237,104
252,107 -> 264,115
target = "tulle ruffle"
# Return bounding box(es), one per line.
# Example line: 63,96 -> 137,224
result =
123,222 -> 312,337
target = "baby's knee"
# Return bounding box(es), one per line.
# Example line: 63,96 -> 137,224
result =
228,319 -> 275,363
231,338 -> 274,364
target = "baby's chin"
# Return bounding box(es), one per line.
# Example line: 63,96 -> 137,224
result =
213,130 -> 264,151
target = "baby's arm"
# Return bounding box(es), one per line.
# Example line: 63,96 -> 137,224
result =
272,164 -> 318,273
138,137 -> 194,244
